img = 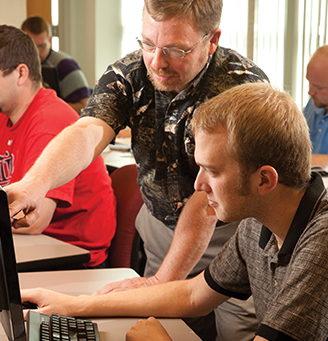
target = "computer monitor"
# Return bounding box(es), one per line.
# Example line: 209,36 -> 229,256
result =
0,187 -> 26,341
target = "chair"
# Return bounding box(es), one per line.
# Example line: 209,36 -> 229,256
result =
107,164 -> 145,274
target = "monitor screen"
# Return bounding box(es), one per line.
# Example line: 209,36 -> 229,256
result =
0,187 -> 25,341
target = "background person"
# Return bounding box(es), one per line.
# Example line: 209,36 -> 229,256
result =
7,1 -> 269,339
21,16 -> 91,114
303,45 -> 328,168
0,25 -> 116,268
21,83 -> 328,341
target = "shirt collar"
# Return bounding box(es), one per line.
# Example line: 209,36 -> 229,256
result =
187,53 -> 213,91
259,172 -> 326,256
42,48 -> 53,65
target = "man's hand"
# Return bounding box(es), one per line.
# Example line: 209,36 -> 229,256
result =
5,181 -> 45,228
126,317 -> 172,341
93,276 -> 160,295
21,288 -> 78,318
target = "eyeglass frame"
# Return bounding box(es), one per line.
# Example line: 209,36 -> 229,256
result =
1,64 -> 19,76
136,32 -> 211,59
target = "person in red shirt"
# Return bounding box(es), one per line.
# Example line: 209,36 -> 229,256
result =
0,25 -> 116,267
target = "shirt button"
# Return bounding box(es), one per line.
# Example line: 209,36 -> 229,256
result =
318,129 -> 322,133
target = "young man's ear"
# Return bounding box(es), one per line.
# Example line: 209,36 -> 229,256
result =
257,165 -> 278,196
16,64 -> 29,86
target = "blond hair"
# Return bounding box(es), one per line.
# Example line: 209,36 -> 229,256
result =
192,83 -> 312,189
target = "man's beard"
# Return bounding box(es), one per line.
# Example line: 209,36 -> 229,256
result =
147,65 -> 181,93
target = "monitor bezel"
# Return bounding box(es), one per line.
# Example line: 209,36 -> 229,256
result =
0,187 -> 26,341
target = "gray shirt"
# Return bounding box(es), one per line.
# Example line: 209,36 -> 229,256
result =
205,172 -> 328,340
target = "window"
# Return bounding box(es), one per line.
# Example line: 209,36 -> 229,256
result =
121,0 -> 143,57
51,0 -> 59,51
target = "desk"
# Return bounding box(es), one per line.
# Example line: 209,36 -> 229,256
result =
13,234 -> 90,272
102,148 -> 135,173
18,268 -> 201,340
102,137 -> 135,173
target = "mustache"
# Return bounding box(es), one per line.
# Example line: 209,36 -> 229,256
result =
148,65 -> 178,77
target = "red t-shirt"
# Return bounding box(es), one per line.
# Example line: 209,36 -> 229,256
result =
0,88 -> 116,266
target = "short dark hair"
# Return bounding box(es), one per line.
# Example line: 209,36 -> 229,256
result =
0,25 -> 42,83
21,16 -> 52,37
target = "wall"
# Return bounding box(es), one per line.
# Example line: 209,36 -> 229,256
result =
59,0 -> 122,87
0,0 -> 26,28
0,0 -> 122,88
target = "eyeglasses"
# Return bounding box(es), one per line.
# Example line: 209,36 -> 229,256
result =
136,33 -> 210,59
1,65 -> 19,75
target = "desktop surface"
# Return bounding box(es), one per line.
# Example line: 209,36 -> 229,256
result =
16,268 -> 201,341
13,234 -> 90,272
102,137 -> 135,173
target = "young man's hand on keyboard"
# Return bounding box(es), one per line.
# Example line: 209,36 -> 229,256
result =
21,288 -> 79,318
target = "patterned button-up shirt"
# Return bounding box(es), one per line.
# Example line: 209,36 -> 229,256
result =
81,46 -> 269,228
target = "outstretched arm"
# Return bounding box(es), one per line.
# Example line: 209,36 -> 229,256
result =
94,190 -> 218,294
21,272 -> 228,319
6,116 -> 114,228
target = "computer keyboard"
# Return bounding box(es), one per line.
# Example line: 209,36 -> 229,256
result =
27,310 -> 100,341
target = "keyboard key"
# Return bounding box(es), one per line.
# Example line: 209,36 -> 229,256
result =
27,310 -> 100,341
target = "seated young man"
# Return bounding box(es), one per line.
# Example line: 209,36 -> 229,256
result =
21,16 -> 91,114
20,82 -> 328,340
0,25 -> 116,268
303,45 -> 328,168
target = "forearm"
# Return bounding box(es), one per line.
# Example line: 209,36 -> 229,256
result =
22,274 -> 227,320
72,274 -> 223,318
155,191 -> 217,283
93,192 -> 217,295
77,281 -> 192,318
22,117 -> 112,194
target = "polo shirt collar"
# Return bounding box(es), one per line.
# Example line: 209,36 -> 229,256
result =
259,172 -> 326,255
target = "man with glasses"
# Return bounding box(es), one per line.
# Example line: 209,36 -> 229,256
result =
136,33 -> 210,60
303,45 -> 328,169
8,1 -> 268,339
